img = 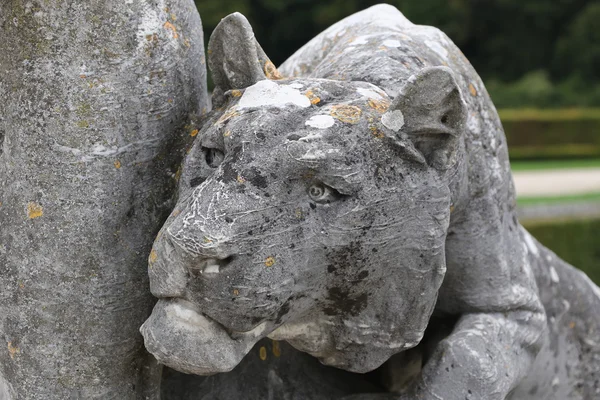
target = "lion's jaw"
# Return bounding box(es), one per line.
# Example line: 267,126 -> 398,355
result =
140,298 -> 270,375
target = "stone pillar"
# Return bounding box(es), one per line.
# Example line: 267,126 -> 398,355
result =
0,1 -> 208,398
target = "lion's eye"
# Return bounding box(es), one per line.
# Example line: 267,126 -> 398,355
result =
308,183 -> 338,203
203,147 -> 224,168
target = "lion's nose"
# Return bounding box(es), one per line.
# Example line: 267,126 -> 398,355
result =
148,234 -> 190,298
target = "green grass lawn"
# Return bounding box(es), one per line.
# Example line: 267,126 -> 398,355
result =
524,218 -> 600,284
517,192 -> 600,206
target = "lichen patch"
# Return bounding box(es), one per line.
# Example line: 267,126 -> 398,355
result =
381,110 -> 405,132
305,115 -> 335,129
163,21 -> 179,39
469,83 -> 478,97
304,89 -> 321,105
272,340 -> 281,357
7,342 -> 19,359
265,256 -> 276,267
368,98 -> 390,113
264,60 -> 283,80
330,105 -> 362,124
27,202 -> 43,219
149,250 -> 158,264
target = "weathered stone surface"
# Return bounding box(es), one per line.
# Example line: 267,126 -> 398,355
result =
0,1 -> 208,398
161,338 -> 382,400
141,5 -> 599,399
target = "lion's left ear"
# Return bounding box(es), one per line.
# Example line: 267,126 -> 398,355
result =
385,66 -> 467,169
208,13 -> 281,108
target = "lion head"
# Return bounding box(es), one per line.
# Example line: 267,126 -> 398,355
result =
141,13 -> 467,376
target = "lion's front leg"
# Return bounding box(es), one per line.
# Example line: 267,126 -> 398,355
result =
410,309 -> 546,400
408,204 -> 548,400
341,308 -> 546,400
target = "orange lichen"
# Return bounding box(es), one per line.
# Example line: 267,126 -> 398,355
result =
304,90 -> 320,105
233,289 -> 239,296
7,342 -> 19,359
236,175 -> 246,184
469,83 -> 477,97
265,256 -> 276,267
230,89 -> 242,98
369,126 -> 384,139
190,129 -> 199,137
114,160 -> 121,169
149,250 -> 158,264
272,340 -> 281,357
367,98 -> 390,113
259,346 -> 267,361
27,202 -> 43,219
569,321 -> 576,329
216,109 -> 240,125
330,105 -> 362,124
264,60 -> 283,80
163,21 -> 179,39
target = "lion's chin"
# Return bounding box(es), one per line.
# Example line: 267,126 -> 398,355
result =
140,299 -> 266,375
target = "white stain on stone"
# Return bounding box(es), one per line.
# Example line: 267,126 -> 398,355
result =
351,36 -> 369,45
549,266 -> 560,284
238,80 -> 311,109
290,82 -> 304,89
136,2 -> 169,54
169,301 -> 208,327
305,115 -> 335,129
357,87 -> 383,99
382,39 -> 401,48
524,232 -> 539,256
425,40 -> 448,60
381,110 -> 405,132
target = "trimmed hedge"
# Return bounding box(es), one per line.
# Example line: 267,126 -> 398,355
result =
524,218 -> 600,284
499,109 -> 600,161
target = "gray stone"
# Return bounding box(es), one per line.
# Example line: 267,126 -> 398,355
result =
0,1 -> 208,398
140,5 -> 599,399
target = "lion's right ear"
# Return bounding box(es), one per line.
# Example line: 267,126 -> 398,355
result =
208,13 -> 281,107
384,66 -> 467,170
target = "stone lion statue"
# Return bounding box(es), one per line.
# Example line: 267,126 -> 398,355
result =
141,5 -> 600,399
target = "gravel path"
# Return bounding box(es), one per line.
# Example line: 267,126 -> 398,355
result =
513,168 -> 600,197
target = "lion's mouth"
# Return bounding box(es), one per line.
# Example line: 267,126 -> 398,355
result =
140,298 -> 268,375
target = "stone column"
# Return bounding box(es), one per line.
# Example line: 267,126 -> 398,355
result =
0,1 -> 208,398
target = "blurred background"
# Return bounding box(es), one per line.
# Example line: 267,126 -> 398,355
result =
195,0 -> 600,283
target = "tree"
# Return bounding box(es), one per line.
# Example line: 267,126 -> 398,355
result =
0,1 -> 208,398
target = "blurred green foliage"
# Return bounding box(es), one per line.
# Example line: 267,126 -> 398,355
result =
196,0 -> 600,107
525,218 -> 600,284
195,0 -> 600,107
498,109 -> 600,160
